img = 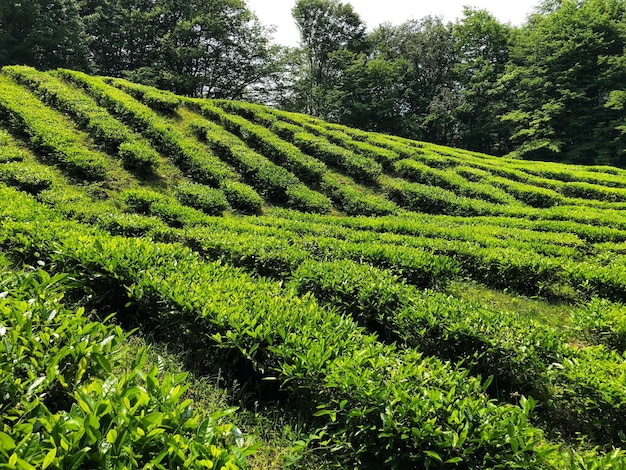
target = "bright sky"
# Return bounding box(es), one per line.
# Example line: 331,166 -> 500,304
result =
246,0 -> 541,46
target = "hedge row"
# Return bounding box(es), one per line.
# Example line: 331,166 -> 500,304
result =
287,259 -> 626,445
382,176 -> 503,216
56,70 -> 228,186
108,77 -> 182,114
56,70 -> 261,214
320,173 -> 399,216
268,109 -> 399,170
394,158 -> 519,205
189,118 -> 332,214
0,74 -> 109,181
197,100 -> 327,184
6,66 -> 159,173
0,267 -> 252,469
0,187 -> 557,468
0,161 -> 55,194
0,129 -> 27,163
270,120 -> 383,184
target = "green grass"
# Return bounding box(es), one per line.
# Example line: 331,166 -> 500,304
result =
446,280 -> 576,331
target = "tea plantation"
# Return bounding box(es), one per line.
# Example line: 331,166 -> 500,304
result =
2,65 -> 626,468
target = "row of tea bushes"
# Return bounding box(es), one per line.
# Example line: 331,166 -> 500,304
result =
56,70 -> 263,214
270,119 -> 383,184
319,172 -> 399,216
394,158 -> 519,205
189,117 -> 332,213
5,66 -> 160,174
196,101 -> 327,184
381,176 -> 503,216
287,259 -> 626,445
0,187 -> 558,468
266,109 -> 399,170
108,77 -> 182,114
0,74 -> 109,181
0,266 -> 252,469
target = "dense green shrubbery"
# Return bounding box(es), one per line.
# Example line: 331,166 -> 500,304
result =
271,120 -> 383,184
320,173 -> 399,216
0,161 -> 55,194
200,101 -> 327,184
121,187 -> 227,225
220,180 -> 264,214
269,110 -> 399,170
57,70 -> 229,184
383,177 -> 501,216
109,78 -> 181,114
190,117 -> 332,214
0,189 -> 557,468
0,74 -> 109,181
6,66 -> 159,175
489,175 -> 563,208
176,182 -> 229,216
0,268 -> 252,469
0,130 -> 27,163
394,158 -> 518,205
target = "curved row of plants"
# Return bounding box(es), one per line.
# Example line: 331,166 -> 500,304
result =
0,185 -> 562,469
55,69 -> 263,214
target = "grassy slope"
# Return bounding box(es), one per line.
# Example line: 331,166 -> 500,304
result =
1,66 -> 626,467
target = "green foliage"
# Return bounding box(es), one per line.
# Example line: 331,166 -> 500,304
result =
0,188 -> 558,468
501,0 -> 626,166
58,70 -> 230,186
320,173 -> 399,216
4,68 -> 626,467
220,180 -> 264,215
383,177 -> 499,215
202,101 -> 328,184
121,188 -> 224,225
271,119 -> 383,184
0,74 -> 109,181
0,161 -> 55,194
190,115 -> 332,213
0,268 -> 252,469
176,182 -> 229,216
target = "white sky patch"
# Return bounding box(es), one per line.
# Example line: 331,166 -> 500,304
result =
247,0 -> 540,47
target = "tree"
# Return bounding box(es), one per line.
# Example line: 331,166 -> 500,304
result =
291,0 -> 367,117
333,55 -> 410,135
501,0 -> 626,165
453,7 -> 512,155
370,17 -> 461,145
81,0 -> 279,98
0,0 -> 90,70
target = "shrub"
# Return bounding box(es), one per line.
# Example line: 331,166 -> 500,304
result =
220,179 -> 263,214
0,74 -> 109,181
176,182 -> 229,215
285,183 -> 333,214
120,188 -> 168,214
320,173 -> 398,216
118,141 -> 160,173
0,161 -> 55,193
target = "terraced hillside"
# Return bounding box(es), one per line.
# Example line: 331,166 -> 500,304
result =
2,65 -> 626,468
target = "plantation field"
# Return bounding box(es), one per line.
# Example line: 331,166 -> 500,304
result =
2,66 -> 626,468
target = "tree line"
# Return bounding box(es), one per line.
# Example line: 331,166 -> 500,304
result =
2,0 -> 625,166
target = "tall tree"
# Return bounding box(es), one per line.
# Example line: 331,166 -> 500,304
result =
82,0 -> 278,98
501,0 -> 626,165
0,0 -> 90,70
291,0 -> 367,118
370,17 -> 460,146
453,7 -> 512,155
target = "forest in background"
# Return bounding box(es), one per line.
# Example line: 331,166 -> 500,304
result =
2,0 -> 626,167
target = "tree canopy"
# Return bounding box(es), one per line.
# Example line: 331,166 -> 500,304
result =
0,0 -> 278,98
